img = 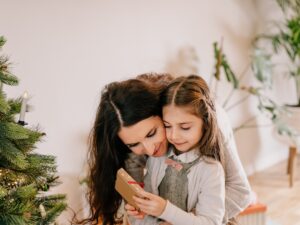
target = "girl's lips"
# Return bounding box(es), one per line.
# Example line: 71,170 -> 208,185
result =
173,142 -> 187,146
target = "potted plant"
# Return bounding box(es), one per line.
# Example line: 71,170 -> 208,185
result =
169,41 -> 289,134
210,39 -> 288,134
256,0 -> 300,144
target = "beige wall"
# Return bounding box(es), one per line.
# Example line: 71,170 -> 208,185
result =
0,0 -> 291,223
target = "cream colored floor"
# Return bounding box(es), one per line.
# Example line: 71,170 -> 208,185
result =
248,154 -> 300,225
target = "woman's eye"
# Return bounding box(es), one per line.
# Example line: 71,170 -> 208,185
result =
147,129 -> 157,138
127,143 -> 138,148
164,124 -> 171,128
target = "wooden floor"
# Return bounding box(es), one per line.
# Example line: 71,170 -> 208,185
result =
248,154 -> 300,225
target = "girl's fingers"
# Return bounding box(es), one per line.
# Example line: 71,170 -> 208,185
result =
137,190 -> 153,199
126,209 -> 139,216
128,211 -> 145,219
126,206 -> 146,219
125,203 -> 144,217
132,191 -> 166,217
134,214 -> 145,219
124,203 -> 136,211
135,211 -> 146,219
133,195 -> 151,206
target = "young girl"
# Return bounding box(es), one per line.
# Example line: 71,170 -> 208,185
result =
126,75 -> 227,225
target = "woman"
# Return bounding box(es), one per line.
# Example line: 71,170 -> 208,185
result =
80,73 -> 251,225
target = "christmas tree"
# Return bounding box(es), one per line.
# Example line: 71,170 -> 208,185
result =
0,36 -> 67,224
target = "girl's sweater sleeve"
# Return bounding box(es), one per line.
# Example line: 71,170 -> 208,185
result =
158,162 -> 225,225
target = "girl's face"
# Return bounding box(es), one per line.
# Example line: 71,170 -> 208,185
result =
118,116 -> 168,157
163,105 -> 204,152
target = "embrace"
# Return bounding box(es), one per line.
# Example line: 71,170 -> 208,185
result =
78,73 -> 252,225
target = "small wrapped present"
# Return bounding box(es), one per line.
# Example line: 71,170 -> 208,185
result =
115,168 -> 144,209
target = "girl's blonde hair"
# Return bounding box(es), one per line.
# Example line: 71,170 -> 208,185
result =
160,75 -> 225,166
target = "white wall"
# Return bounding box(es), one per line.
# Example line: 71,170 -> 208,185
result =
0,0 -> 291,223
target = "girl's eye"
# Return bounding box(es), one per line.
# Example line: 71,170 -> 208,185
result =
181,127 -> 191,130
164,124 -> 171,128
147,129 -> 157,138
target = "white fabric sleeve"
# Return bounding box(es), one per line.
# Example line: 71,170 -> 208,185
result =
158,163 -> 225,225
216,104 -> 252,218
128,214 -> 161,225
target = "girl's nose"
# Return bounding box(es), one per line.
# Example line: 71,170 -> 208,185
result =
170,128 -> 180,141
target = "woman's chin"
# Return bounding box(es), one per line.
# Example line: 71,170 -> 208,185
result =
153,143 -> 167,157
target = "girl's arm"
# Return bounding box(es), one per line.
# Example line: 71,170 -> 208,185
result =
134,162 -> 225,225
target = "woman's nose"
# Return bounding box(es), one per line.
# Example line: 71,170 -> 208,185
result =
142,141 -> 155,156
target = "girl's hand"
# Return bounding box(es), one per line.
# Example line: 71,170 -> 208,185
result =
133,190 -> 167,217
124,203 -> 145,219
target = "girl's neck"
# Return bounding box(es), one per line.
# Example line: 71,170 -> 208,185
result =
173,145 -> 198,156
173,148 -> 184,156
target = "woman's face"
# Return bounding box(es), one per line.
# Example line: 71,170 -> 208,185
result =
118,116 -> 168,157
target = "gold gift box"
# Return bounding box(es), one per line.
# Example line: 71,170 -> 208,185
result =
115,168 -> 144,209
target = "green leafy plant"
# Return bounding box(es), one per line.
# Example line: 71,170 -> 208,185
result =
210,39 -> 291,135
257,0 -> 300,106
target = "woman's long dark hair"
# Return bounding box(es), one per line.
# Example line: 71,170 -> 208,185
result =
160,75 -> 225,167
78,74 -> 173,225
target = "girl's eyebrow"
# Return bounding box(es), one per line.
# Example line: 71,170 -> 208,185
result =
180,122 -> 192,125
163,120 -> 192,125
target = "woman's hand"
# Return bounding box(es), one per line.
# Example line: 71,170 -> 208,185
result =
133,190 -> 167,217
125,203 -> 145,219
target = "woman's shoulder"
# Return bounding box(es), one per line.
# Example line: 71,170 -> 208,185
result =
189,156 -> 225,187
197,156 -> 224,175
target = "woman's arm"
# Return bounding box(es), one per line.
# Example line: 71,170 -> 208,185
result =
216,104 -> 252,219
124,153 -> 147,183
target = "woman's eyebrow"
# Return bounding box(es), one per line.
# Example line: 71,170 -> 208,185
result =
145,127 -> 155,137
126,127 -> 155,146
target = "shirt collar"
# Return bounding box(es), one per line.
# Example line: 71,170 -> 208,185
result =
167,146 -> 199,163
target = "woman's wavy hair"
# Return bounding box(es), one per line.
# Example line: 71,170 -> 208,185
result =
160,75 -> 225,166
77,73 -> 173,225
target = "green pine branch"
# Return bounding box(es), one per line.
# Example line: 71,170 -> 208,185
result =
0,35 -> 67,224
